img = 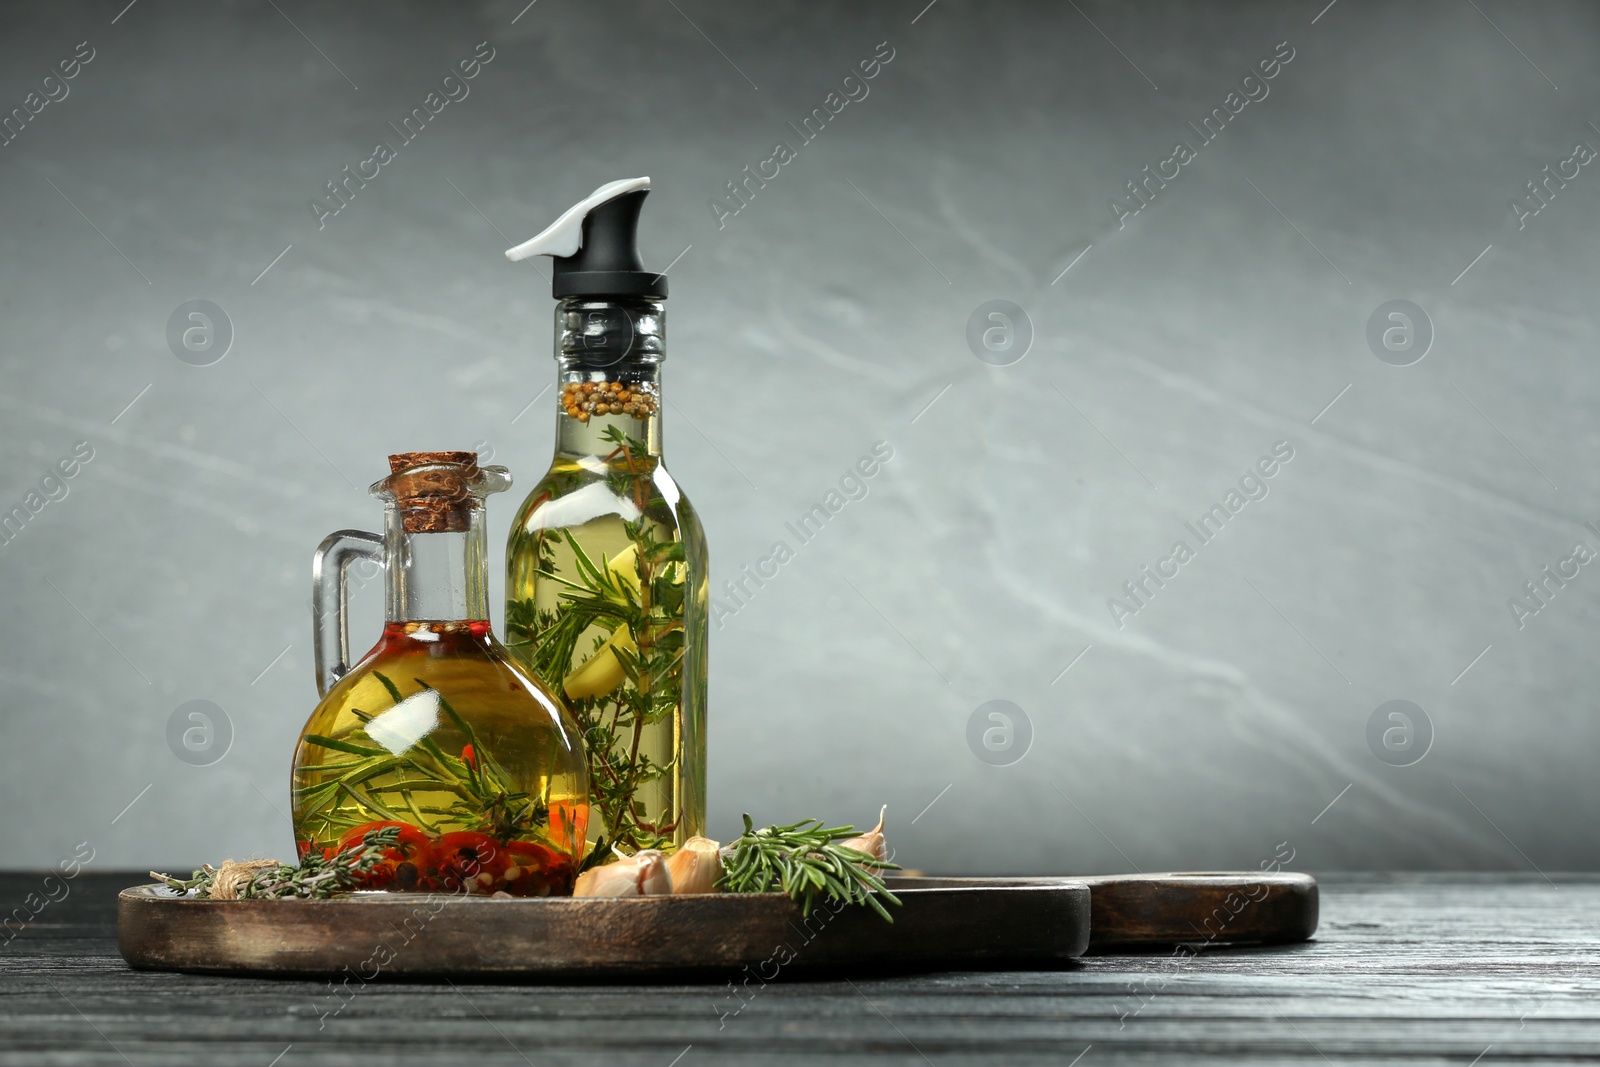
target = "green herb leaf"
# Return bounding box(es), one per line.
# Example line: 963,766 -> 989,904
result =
303,734 -> 388,757
373,671 -> 405,705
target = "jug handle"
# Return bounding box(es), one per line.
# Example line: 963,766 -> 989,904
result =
312,530 -> 384,697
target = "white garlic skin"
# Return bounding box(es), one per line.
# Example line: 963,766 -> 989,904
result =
574,849 -> 673,897
837,806 -> 888,864
665,836 -> 723,894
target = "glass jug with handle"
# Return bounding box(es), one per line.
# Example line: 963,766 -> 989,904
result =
292,451 -> 589,896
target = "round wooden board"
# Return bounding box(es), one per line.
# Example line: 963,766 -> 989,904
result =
118,878 -> 1091,979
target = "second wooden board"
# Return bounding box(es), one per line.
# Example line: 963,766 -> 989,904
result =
892,871 -> 1316,949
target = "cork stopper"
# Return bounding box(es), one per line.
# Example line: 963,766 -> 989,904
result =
386,452 -> 480,533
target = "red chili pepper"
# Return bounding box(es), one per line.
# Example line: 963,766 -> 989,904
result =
430,831 -> 507,893
335,821 -> 432,891
504,841 -> 577,897
547,800 -> 589,855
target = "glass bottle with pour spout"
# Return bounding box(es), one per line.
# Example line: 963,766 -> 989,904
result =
291,451 -> 589,895
503,178 -> 709,858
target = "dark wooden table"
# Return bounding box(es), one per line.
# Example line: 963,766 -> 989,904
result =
2,873 -> 1596,1065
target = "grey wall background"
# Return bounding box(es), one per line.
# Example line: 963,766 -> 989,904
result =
2,0 -> 1598,874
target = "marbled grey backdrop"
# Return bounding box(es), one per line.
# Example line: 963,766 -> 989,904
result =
2,0 -> 1597,874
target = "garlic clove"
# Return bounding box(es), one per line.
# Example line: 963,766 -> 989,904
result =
562,625 -> 637,700
603,544 -> 643,603
573,849 -> 673,897
634,850 -> 673,896
665,836 -> 723,894
838,806 -> 888,864
573,861 -> 632,897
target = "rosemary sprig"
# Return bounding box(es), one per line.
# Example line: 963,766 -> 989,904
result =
576,833 -> 612,875
719,815 -> 901,921
150,827 -> 403,900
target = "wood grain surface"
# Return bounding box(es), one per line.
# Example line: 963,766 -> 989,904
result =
6,873 -> 1598,1065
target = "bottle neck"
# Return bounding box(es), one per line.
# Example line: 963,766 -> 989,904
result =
553,297 -> 665,459
383,505 -> 491,623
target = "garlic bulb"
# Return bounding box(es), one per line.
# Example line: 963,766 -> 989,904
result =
666,836 -> 723,894
838,807 -> 888,864
573,849 -> 673,897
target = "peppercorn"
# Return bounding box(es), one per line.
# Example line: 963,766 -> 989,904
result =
559,378 -> 658,419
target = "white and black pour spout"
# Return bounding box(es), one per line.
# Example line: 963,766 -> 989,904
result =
504,176 -> 667,299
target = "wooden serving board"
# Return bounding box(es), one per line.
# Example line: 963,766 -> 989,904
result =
118,878 -> 1091,979
117,871 -> 1315,979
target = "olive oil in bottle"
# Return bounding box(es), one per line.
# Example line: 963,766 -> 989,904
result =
503,179 -> 709,856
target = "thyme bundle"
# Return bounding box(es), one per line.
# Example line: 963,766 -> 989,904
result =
151,827 -> 402,900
